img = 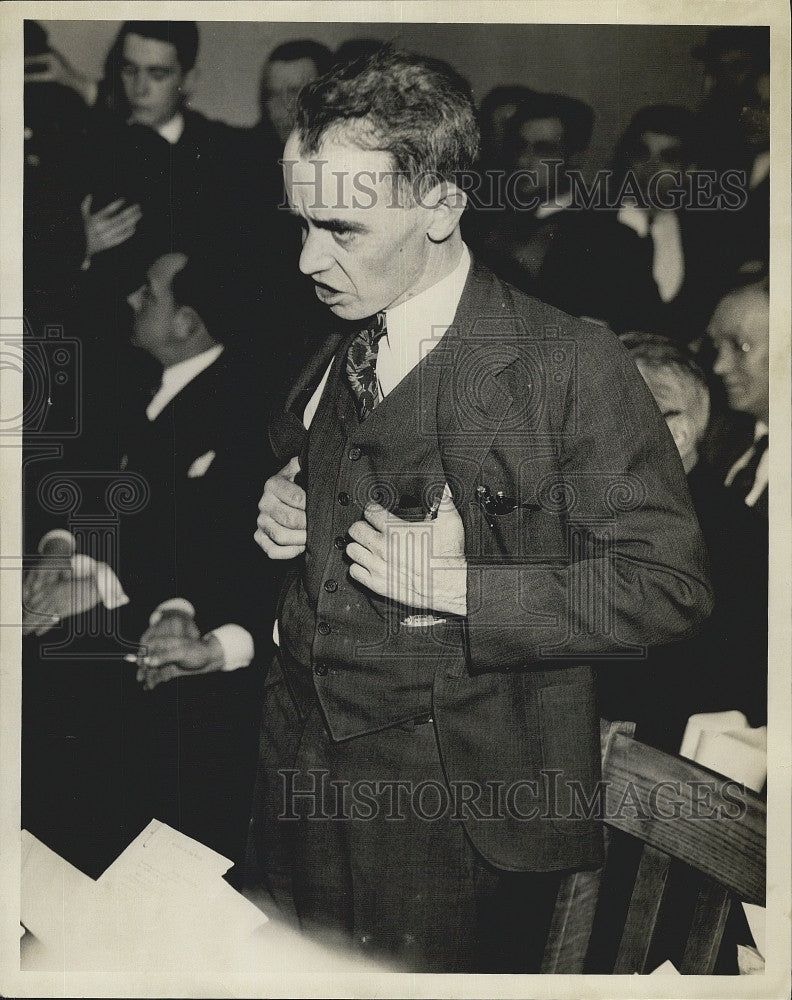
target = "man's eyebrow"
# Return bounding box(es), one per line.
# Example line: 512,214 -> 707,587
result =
291,211 -> 367,235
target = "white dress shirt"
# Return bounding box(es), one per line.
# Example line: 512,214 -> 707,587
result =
303,244 -> 471,428
617,204 -> 685,303
725,420 -> 769,508
147,344 -> 224,421
156,112 -> 185,145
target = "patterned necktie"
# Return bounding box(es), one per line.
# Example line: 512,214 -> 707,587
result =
346,311 -> 387,420
730,434 -> 768,500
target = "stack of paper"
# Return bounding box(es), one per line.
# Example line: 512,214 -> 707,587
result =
21,820 -> 266,974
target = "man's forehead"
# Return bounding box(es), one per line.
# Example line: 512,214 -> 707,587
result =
123,33 -> 180,68
267,58 -> 318,88
286,134 -> 392,173
519,117 -> 565,144
709,290 -> 769,339
284,135 -> 398,210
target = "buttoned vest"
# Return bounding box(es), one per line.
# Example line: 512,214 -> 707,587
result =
279,334 -> 465,740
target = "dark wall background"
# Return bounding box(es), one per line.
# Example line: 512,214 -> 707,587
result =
42,20 -> 711,175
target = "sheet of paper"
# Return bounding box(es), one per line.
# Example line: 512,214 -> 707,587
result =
97,819 -> 266,937
97,817 -> 232,895
743,901 -> 766,956
679,709 -> 748,758
22,826 -> 267,975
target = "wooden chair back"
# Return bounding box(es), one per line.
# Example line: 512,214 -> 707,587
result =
541,721 -> 766,974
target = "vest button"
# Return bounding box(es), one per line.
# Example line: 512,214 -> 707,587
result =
324,579 -> 338,593
314,662 -> 328,676
334,535 -> 346,550
317,622 -> 331,635
337,491 -> 350,505
348,447 -> 362,461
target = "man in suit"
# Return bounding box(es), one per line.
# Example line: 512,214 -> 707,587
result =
468,89 -> 594,302
79,21 -> 261,291
546,105 -> 735,345
693,27 -> 770,270
119,250 -> 282,880
706,277 -> 770,517
253,48 -> 712,972
598,334 -> 767,749
23,250 -> 279,880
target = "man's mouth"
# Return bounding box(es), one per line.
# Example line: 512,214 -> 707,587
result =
314,282 -> 344,300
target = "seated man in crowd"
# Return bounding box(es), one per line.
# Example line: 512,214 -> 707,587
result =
467,88 -> 594,301
257,39 -> 333,146
23,251 -> 281,883
706,276 -> 770,516
546,105 -> 736,345
24,19 -> 286,478
597,333 -> 767,749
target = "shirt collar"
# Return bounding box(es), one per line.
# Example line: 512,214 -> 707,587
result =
535,188 -> 574,220
617,202 -> 650,237
156,112 -> 185,145
754,420 -> 769,441
384,244 -> 470,345
147,344 -> 223,421
374,245 -> 470,397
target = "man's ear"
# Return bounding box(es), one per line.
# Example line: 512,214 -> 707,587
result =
172,304 -> 202,341
180,67 -> 197,102
424,181 -> 468,243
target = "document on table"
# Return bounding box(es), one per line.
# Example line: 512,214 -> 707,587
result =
22,822 -> 266,974
97,818 -> 267,936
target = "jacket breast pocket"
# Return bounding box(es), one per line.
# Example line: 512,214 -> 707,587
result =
538,675 -> 601,836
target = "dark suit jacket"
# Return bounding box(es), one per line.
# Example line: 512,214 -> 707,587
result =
83,108 -> 262,293
114,348 -> 282,867
118,347 -> 281,648
597,461 -> 767,751
271,258 -> 713,871
538,208 -> 735,345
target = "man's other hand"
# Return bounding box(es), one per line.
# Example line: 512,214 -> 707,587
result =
81,195 -> 142,259
135,629 -> 225,691
346,483 -> 468,616
254,457 -> 307,559
22,558 -> 100,636
24,49 -> 96,104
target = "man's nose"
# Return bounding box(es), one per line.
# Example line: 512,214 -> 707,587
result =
298,228 -> 333,277
130,73 -> 149,101
712,344 -> 731,376
127,288 -> 142,311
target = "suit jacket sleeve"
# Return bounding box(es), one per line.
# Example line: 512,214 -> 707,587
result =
461,319 -> 714,672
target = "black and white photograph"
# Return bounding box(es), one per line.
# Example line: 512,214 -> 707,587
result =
1,2 -> 789,997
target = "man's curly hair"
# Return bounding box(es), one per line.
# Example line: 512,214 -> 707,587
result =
294,46 -> 479,202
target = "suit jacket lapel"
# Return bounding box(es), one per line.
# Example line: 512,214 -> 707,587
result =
270,331 -> 345,461
436,259 -> 520,505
